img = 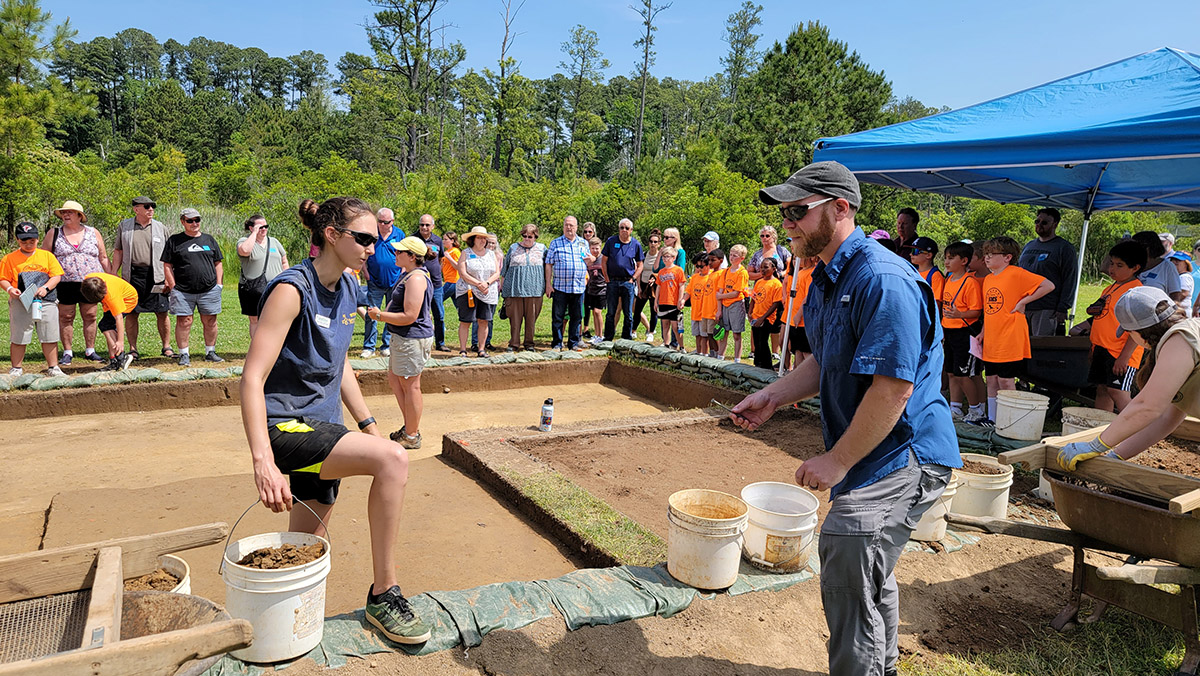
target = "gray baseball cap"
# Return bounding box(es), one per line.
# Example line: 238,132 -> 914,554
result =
759,161 -> 861,209
180,207 -> 201,219
1115,285 -> 1177,336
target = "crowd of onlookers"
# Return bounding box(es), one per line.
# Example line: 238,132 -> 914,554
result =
5,195 -> 1197,428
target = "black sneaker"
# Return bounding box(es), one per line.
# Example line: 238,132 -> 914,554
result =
204,351 -> 225,363
364,585 -> 431,644
99,356 -> 121,372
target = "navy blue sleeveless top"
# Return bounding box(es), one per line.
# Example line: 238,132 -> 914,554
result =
387,268 -> 434,339
261,259 -> 359,425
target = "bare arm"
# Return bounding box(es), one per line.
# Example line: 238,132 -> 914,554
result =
215,261 -> 224,286
112,311 -> 126,352
39,231 -> 53,252
280,246 -> 290,270
1171,290 -> 1188,303
38,274 -> 62,295
95,235 -> 111,274
730,356 -> 821,430
339,357 -> 379,437
1099,334 -> 1193,451
369,274 -> 426,327
241,284 -> 302,512
599,255 -> 610,283
110,248 -> 123,277
236,236 -> 257,257
545,261 -> 554,298
1014,279 -> 1055,314
162,262 -> 175,291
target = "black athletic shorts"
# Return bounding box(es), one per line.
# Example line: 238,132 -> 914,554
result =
657,304 -> 680,322
56,281 -> 89,306
584,293 -> 606,310
983,359 -> 1024,379
787,325 -> 811,353
943,327 -> 975,377
1088,345 -> 1137,392
267,417 -> 351,505
130,266 -> 169,314
98,310 -> 117,333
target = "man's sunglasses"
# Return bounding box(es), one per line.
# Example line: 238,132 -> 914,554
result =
779,197 -> 833,222
378,219 -> 393,225
335,226 -> 379,248
184,217 -> 201,224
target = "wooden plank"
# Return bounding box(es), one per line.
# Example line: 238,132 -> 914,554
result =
0,523 -> 227,604
997,443 -> 1049,470
1171,488 -> 1200,515
998,427 -> 1109,469
1172,416 -> 1200,442
1070,456 -> 1200,505
1096,562 -> 1200,585
81,547 -> 122,649
946,512 -> 1135,553
0,619 -> 253,676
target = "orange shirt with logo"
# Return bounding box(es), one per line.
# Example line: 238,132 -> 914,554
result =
749,278 -> 783,322
684,271 -> 709,316
1091,278 -> 1145,366
0,248 -> 63,287
941,272 -> 983,331
981,265 -> 1047,362
715,265 -> 749,307
656,265 -> 685,306
83,272 -> 139,314
694,270 -> 719,321
782,267 -> 814,327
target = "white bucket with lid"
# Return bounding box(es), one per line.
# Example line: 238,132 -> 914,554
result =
667,489 -> 748,589
1061,406 -> 1117,436
953,453 -> 1014,519
221,502 -> 332,663
739,482 -> 818,573
995,390 -> 1050,441
911,473 -> 959,542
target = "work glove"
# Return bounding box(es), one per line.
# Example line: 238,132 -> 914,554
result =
1056,436 -> 1111,471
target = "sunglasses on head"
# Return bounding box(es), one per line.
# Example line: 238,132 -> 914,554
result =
184,217 -> 201,224
779,197 -> 833,222
335,226 -> 379,248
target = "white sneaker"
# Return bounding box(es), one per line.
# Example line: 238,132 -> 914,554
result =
632,332 -> 639,341
45,366 -> 66,377
951,408 -> 965,421
8,367 -> 22,376
733,357 -> 741,364
645,334 -> 654,343
590,336 -> 603,346
381,348 -> 391,357
963,410 -> 989,424
361,349 -> 375,359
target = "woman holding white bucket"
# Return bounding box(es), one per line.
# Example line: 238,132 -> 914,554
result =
240,197 -> 431,645
1059,285 -> 1200,471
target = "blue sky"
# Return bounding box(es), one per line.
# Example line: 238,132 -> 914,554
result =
46,0 -> 1200,110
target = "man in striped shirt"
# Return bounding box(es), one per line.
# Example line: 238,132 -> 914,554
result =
544,215 -> 595,349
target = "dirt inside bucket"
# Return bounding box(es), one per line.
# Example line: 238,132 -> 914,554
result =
124,568 -> 180,592
236,542 -> 325,569
676,501 -> 744,520
959,460 -> 1007,476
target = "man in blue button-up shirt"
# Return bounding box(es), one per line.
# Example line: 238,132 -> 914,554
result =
544,216 -> 595,349
731,161 -> 960,676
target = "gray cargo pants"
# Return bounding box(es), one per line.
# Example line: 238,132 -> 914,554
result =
819,450 -> 952,676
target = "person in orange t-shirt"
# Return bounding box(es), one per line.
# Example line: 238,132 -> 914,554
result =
782,256 -> 817,369
980,236 -> 1055,420
81,272 -> 139,371
695,250 -> 723,356
1083,240 -> 1146,412
0,222 -> 65,376
904,237 -> 945,313
940,242 -> 985,421
715,245 -> 750,361
680,253 -> 713,355
654,247 -> 686,349
440,232 -> 460,284
748,258 -> 784,370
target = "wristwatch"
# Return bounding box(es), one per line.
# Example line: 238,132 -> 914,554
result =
357,417 -> 376,430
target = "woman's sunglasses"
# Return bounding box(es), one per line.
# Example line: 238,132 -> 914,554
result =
335,226 -> 379,248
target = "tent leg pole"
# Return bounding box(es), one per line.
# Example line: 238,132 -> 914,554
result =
1070,215 -> 1091,324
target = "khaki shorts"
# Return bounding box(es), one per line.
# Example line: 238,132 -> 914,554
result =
9,298 -> 59,345
699,318 -> 716,336
389,335 -> 434,378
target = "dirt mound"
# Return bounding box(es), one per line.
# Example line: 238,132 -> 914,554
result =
959,459 -> 1008,476
124,568 -> 180,591
237,543 -> 325,569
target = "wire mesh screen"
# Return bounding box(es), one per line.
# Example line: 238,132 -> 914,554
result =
0,589 -> 92,663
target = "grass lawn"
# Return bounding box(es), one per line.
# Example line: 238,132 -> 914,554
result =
0,281 -> 1113,368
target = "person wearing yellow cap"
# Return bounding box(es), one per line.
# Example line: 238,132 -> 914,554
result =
368,236 -> 434,450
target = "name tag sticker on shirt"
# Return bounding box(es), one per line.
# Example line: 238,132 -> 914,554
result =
1038,253 -> 1048,262
314,314 -> 331,329
153,237 -> 162,243
840,294 -> 851,305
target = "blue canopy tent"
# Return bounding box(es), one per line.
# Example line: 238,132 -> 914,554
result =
812,46 -> 1200,316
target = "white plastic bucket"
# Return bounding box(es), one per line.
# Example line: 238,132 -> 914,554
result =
1036,469 -> 1056,504
667,489 -> 748,589
160,554 -> 191,595
222,530 -> 331,663
995,391 -> 1050,441
953,453 -> 1015,519
1061,406 -> 1117,436
911,473 -> 959,542
739,482 -> 819,573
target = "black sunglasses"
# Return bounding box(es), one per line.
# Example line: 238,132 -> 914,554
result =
184,217 -> 201,224
335,226 -> 379,248
377,219 -> 393,225
779,197 -> 833,222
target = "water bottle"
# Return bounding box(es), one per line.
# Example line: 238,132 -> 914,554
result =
31,299 -> 42,321
539,398 -> 554,432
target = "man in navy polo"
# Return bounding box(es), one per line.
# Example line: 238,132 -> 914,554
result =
361,208 -> 405,358
730,161 -> 959,676
599,218 -> 644,341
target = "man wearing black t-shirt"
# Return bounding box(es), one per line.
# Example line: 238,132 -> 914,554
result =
161,208 -> 225,366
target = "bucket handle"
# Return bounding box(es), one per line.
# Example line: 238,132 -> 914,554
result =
218,499 -> 332,575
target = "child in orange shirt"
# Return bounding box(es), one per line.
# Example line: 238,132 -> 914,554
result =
0,222 -> 65,376
1084,240 -> 1146,412
655,247 -> 686,349
906,237 -> 945,308
980,236 -> 1055,420
81,272 -> 139,371
940,242 -> 985,422
715,245 -> 750,362
748,258 -> 784,370
781,256 -> 817,370
680,253 -> 713,355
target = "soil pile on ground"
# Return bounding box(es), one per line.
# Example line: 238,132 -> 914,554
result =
237,543 -> 325,569
959,460 -> 1007,475
124,568 -> 180,591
